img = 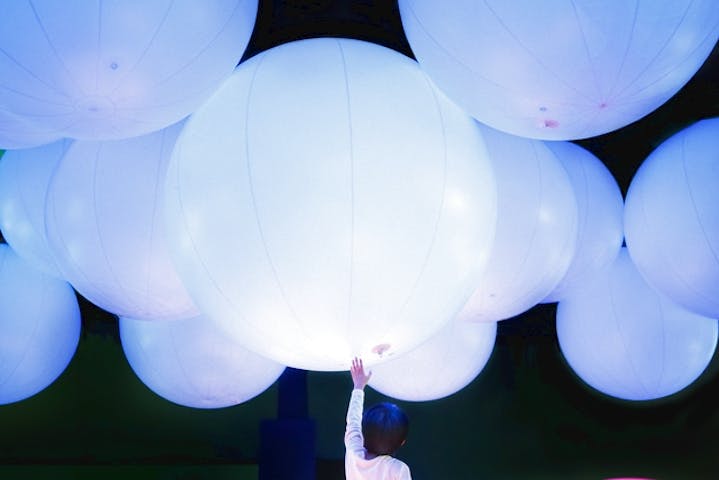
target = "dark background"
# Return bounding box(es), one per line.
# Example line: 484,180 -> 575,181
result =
2,1 -> 719,479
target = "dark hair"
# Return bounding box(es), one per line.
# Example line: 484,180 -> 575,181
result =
362,402 -> 409,455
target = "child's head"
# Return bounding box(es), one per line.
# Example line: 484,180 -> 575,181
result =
362,402 -> 409,456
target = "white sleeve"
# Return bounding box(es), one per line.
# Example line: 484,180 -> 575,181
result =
344,389 -> 365,454
398,462 -> 412,480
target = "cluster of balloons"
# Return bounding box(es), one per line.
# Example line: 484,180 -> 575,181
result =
0,1 -> 717,407
0,0 -> 284,409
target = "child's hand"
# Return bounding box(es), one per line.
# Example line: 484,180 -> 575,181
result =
350,357 -> 372,390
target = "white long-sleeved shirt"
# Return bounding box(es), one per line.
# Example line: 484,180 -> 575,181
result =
344,389 -> 412,480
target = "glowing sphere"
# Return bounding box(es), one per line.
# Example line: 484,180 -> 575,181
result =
0,139 -> 70,277
45,122 -> 197,320
557,249 -> 718,401
165,38 -> 498,371
0,0 -> 257,140
399,0 -> 719,140
368,318 -> 496,402
120,314 -> 285,409
456,125 -> 577,323
0,109 -> 62,150
0,245 -> 81,405
625,118 -> 719,318
543,141 -> 623,303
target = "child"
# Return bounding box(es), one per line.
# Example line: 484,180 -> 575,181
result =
345,357 -> 412,480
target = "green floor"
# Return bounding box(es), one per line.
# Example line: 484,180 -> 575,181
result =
0,465 -> 258,480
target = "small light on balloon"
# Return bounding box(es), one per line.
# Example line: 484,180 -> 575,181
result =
446,189 -> 467,213
537,207 -> 555,224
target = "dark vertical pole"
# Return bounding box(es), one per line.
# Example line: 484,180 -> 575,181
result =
277,367 -> 309,419
259,368 -> 316,480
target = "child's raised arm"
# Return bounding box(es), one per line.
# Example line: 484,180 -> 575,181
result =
350,357 -> 372,390
345,357 -> 370,453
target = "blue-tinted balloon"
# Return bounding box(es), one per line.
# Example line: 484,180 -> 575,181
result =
0,0 -> 258,140
557,249 -> 717,401
399,0 -> 719,140
456,125 -> 577,322
0,140 -> 71,277
0,245 -> 80,405
164,38 -> 498,371
120,314 -> 285,409
543,141 -> 623,303
368,318 -> 496,402
625,118 -> 719,318
45,122 -> 197,320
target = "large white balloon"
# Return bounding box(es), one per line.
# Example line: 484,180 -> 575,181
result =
543,141 -> 623,303
0,110 -> 62,150
0,245 -> 81,405
45,122 -> 197,320
456,125 -> 577,323
0,0 -> 257,140
399,0 -> 719,140
625,118 -> 719,319
120,314 -> 285,409
557,249 -> 718,401
0,139 -> 70,277
368,318 -> 496,402
165,38 -> 498,371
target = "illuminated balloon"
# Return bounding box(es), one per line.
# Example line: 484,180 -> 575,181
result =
0,139 -> 71,277
120,314 -> 285,409
0,245 -> 81,405
543,141 -> 623,303
625,118 -> 719,318
45,122 -> 197,320
0,0 -> 257,140
165,38 -> 498,371
456,125 -> 577,323
0,109 -> 62,150
399,0 -> 719,140
557,249 -> 718,401
368,318 -> 496,402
